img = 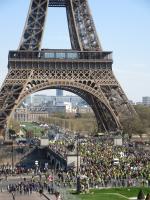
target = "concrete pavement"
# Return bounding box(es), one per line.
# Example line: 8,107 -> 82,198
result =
0,191 -> 56,200
0,192 -> 11,200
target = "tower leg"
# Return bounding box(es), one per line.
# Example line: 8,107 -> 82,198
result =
0,69 -> 33,139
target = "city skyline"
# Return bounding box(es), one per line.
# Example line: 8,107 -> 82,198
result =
0,0 -> 149,102
27,92 -> 150,105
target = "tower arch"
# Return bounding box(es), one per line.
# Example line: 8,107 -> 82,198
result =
0,0 -> 136,138
15,80 -> 121,132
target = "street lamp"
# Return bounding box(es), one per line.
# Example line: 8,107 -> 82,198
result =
10,128 -> 15,174
12,140 -> 14,174
76,133 -> 81,193
35,160 -> 39,175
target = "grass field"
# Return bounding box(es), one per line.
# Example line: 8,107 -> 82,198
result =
21,122 -> 44,137
74,187 -> 150,200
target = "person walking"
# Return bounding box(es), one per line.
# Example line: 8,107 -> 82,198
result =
12,192 -> 15,200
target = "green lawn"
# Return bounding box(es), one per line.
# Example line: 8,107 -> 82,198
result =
21,122 -> 44,137
79,193 -> 126,200
73,187 -> 150,200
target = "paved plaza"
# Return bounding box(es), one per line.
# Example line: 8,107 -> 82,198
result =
0,191 -> 56,200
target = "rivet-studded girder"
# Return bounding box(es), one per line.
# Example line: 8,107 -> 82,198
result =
19,0 -> 49,50
19,0 -> 101,51
67,0 -> 101,50
0,64 -> 134,136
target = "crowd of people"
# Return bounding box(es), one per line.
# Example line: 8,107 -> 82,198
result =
0,164 -> 33,177
49,135 -> 150,189
8,178 -> 38,195
79,138 -> 150,188
4,176 -> 62,200
0,133 -> 150,192
0,164 -> 13,176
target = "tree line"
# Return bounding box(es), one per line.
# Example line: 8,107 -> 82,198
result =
8,105 -> 150,138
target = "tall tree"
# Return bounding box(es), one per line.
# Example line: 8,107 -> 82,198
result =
8,118 -> 20,134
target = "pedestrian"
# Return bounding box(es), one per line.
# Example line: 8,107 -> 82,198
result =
12,192 -> 15,200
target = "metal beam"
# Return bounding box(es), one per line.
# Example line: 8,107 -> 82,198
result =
19,0 -> 49,50
48,0 -> 66,7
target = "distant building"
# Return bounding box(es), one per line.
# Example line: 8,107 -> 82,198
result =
32,95 -> 53,106
142,96 -> 150,106
78,105 -> 93,113
64,102 -> 73,113
32,94 -> 83,106
14,107 -> 49,122
56,89 -> 63,97
31,101 -> 66,114
47,105 -> 66,114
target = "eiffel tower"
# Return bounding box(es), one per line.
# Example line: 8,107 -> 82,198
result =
0,0 -> 135,138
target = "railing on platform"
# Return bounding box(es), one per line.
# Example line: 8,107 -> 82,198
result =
9,50 -> 112,61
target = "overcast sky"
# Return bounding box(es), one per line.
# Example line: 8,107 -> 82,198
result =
0,0 -> 149,102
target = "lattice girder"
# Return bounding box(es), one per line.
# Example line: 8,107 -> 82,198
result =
68,0 -> 101,50
19,0 -> 49,50
0,69 -> 33,138
19,0 -> 101,51
0,62 -> 136,136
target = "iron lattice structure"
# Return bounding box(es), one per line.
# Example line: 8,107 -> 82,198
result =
0,0 -> 135,137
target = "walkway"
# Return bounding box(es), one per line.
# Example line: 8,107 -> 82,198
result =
0,192 -> 56,200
